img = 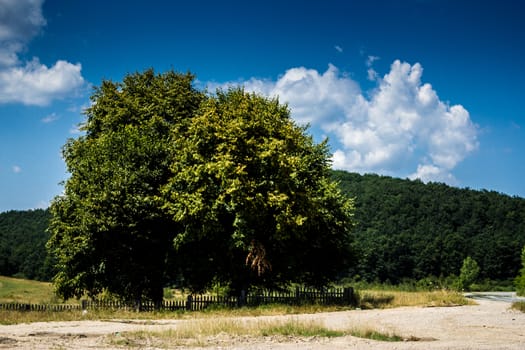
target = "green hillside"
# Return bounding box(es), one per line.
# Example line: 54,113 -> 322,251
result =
333,170 -> 525,283
0,275 -> 54,303
0,209 -> 54,281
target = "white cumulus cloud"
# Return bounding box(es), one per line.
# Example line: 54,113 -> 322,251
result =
0,0 -> 85,106
210,60 -> 479,185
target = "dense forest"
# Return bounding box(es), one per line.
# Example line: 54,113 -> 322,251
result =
333,171 -> 525,283
0,209 -> 54,281
1,171 -> 524,284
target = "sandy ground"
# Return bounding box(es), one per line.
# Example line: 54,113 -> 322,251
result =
1,296 -> 524,349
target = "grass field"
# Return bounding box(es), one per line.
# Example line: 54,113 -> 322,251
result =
0,275 -> 57,304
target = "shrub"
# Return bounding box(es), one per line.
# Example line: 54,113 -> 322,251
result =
515,246 -> 525,296
455,257 -> 479,292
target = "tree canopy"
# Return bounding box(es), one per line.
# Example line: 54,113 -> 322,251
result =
162,89 -> 355,293
47,69 -> 355,302
47,70 -> 203,303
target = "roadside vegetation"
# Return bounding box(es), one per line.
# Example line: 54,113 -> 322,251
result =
109,318 -> 406,348
1,275 -> 471,325
511,301 -> 525,313
357,290 -> 472,309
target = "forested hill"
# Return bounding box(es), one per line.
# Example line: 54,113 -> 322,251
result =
332,170 -> 525,283
1,173 -> 524,284
0,209 -> 54,281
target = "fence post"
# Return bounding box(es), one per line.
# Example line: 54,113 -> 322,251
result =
136,298 -> 144,312
81,300 -> 87,310
237,290 -> 246,307
343,287 -> 354,305
186,295 -> 193,311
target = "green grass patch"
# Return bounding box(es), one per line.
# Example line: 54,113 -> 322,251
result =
259,319 -> 345,337
0,275 -> 56,304
349,328 -> 403,341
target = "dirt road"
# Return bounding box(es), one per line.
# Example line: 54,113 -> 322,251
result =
1,297 -> 524,349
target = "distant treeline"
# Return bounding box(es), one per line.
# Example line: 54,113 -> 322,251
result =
0,209 -> 54,281
333,171 -> 525,283
1,171 -> 524,283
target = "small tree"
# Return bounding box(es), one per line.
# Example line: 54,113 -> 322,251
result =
515,246 -> 525,296
456,256 -> 479,291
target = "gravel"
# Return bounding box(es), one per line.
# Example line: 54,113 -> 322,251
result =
1,297 -> 524,349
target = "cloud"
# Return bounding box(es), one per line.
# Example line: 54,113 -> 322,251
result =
366,55 -> 380,67
233,64 -> 365,126
366,55 -> 380,81
34,199 -> 49,209
0,0 -> 85,106
12,165 -> 21,173
335,45 -> 343,53
0,0 -> 46,66
0,58 -> 84,105
210,60 -> 479,184
41,112 -> 59,123
367,68 -> 379,81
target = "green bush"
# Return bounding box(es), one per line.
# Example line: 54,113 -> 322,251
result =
455,257 -> 480,291
515,246 -> 525,296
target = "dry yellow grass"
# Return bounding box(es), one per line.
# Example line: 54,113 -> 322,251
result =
109,318 -> 357,348
358,289 -> 473,309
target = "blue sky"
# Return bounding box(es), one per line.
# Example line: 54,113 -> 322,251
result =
0,0 -> 524,212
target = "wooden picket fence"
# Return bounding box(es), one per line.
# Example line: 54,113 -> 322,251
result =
0,303 -> 82,312
0,287 -> 355,312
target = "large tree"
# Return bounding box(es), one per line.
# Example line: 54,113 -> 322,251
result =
162,89 -> 355,294
47,70 -> 203,304
48,70 -> 354,303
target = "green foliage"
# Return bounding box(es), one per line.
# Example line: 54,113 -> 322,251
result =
47,70 -> 355,303
259,319 -> 345,338
47,69 -> 204,303
0,209 -> 54,281
349,328 -> 403,342
333,170 -> 525,283
469,278 -> 515,292
456,256 -> 480,291
515,246 -> 525,296
162,88 -> 355,294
